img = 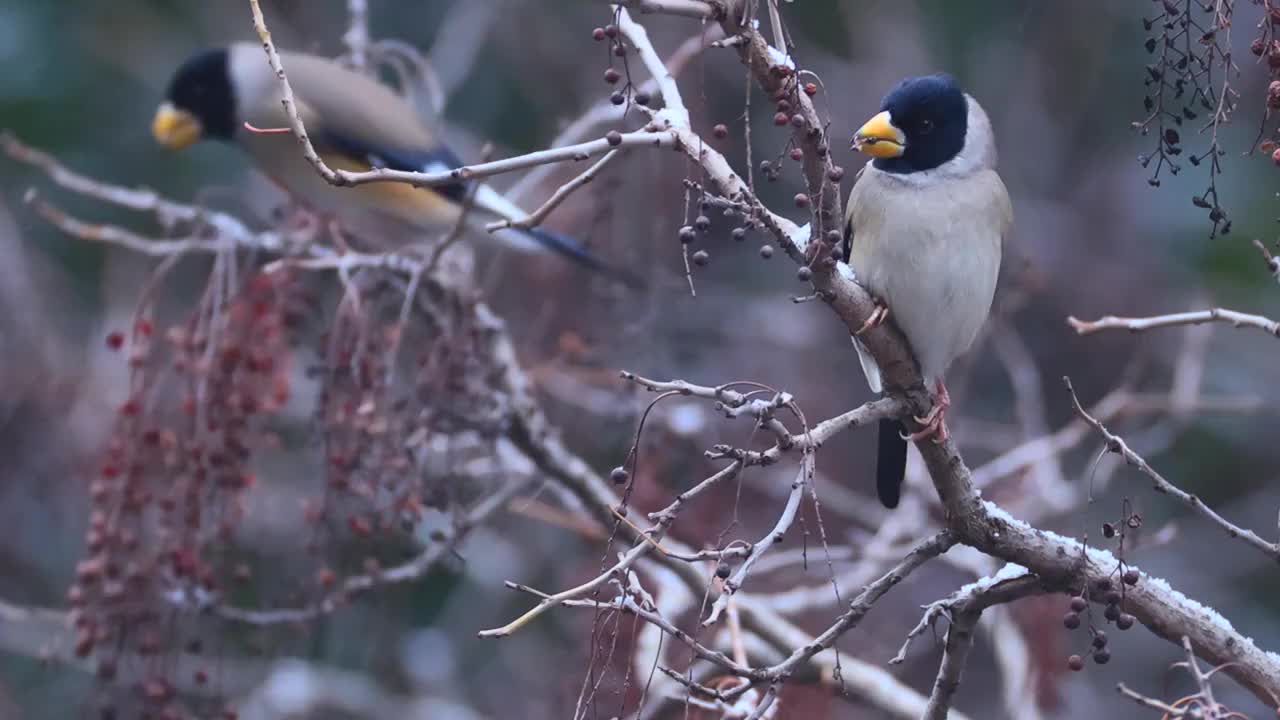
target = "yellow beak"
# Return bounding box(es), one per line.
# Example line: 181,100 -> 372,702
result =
852,111 -> 906,159
151,102 -> 203,150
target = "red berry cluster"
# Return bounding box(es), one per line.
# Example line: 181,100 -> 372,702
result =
79,270 -> 301,718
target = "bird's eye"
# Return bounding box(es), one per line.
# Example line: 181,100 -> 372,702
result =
919,119 -> 934,134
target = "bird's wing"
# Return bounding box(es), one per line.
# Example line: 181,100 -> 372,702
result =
232,46 -> 635,282
852,336 -> 883,393
320,131 -> 472,205
843,166 -> 883,392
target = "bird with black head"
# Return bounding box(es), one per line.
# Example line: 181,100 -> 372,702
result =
152,44 -> 638,286
843,73 -> 1011,508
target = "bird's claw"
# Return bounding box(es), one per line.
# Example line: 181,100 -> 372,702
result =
855,301 -> 890,336
905,380 -> 951,443
907,406 -> 949,443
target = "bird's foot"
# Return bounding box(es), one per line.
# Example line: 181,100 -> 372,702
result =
855,299 -> 890,336
906,380 -> 951,444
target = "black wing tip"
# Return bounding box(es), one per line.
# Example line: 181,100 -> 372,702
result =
523,227 -> 645,290
876,418 -> 907,509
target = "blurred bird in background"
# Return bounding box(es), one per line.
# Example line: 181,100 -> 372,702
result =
844,73 -> 1011,508
152,43 -> 636,285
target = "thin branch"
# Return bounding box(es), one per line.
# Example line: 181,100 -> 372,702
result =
485,150 -> 620,232
508,29 -> 716,202
703,455 -> 813,626
615,5 -> 690,128
1252,238 -> 1280,283
1067,308 -> 1280,339
247,0 -> 676,191
211,471 -> 531,625
754,531 -> 955,682
922,606 -> 980,720
614,0 -> 718,20
1064,376 -> 1280,563
1115,683 -> 1192,716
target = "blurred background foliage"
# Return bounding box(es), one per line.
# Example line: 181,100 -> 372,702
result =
1,1 -> 1278,718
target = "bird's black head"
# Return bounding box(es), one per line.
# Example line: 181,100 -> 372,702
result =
162,48 -> 236,142
871,74 -> 968,174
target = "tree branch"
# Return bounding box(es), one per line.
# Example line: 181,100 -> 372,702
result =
1065,376 -> 1280,563
1068,308 -> 1280,339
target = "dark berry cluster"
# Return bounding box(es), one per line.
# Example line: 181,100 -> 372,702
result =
1136,0 -> 1238,236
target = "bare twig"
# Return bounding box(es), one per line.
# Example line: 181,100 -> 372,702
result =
922,606 -> 980,720
1115,683 -> 1194,716
248,0 -> 678,192
1064,376 -> 1280,563
753,531 -> 955,682
1068,308 -> 1280,339
703,455 -> 814,626
485,150 -> 620,232
614,0 -> 718,19
210,470 -> 532,625
1252,238 -> 1280,283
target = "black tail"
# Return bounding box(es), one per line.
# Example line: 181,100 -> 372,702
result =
876,418 -> 907,508
524,227 -> 645,289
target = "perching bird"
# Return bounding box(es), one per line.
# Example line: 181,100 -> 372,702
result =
843,74 -> 1011,508
152,44 -> 634,284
